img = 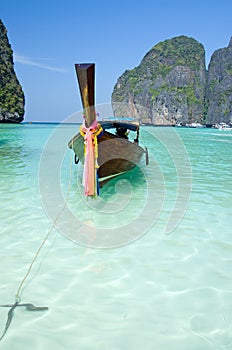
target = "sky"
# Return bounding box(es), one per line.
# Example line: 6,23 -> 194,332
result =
0,0 -> 232,122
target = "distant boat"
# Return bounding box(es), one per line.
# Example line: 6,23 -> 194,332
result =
214,122 -> 232,131
186,122 -> 204,128
68,63 -> 148,196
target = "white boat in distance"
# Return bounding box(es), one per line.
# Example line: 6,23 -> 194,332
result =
213,122 -> 232,130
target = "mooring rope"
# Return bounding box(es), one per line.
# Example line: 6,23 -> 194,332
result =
0,145 -> 74,342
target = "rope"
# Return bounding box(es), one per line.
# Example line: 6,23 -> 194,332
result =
0,144 -> 74,341
16,146 -> 73,301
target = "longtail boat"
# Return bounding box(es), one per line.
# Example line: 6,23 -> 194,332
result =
68,63 -> 148,196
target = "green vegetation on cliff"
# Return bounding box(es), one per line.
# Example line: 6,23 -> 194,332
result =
0,19 -> 25,123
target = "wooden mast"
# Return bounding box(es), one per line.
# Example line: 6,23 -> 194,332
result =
75,63 -> 96,128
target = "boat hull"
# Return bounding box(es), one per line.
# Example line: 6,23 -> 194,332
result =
68,130 -> 145,183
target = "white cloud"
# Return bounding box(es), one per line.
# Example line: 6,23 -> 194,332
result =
14,54 -> 67,73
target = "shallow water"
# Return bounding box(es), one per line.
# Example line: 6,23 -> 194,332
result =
0,123 -> 232,349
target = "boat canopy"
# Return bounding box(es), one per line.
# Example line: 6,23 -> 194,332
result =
100,120 -> 139,131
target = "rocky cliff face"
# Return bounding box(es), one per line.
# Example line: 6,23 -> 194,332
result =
112,36 -> 206,125
112,35 -> 232,125
205,37 -> 232,125
0,19 -> 25,123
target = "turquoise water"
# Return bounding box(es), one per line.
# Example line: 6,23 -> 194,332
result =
0,123 -> 232,349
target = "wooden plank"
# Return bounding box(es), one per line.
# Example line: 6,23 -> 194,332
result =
74,63 -> 96,127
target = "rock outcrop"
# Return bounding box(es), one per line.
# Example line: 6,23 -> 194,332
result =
112,35 -> 232,125
0,19 -> 25,123
205,37 -> 232,125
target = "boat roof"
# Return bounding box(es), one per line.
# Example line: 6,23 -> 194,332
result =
100,120 -> 139,131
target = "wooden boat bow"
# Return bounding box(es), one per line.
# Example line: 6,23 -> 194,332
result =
75,63 -> 96,128
69,63 -> 148,195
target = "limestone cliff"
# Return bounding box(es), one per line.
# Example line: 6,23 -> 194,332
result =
112,35 -> 232,125
0,19 -> 25,123
112,36 -> 206,125
205,37 -> 232,125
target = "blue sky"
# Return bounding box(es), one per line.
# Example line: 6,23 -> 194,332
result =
1,0 -> 232,122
